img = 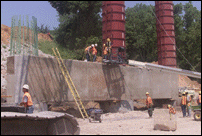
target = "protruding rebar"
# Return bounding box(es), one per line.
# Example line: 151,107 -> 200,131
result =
10,15 -> 38,56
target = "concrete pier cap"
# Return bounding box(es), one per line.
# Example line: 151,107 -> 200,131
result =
6,55 -> 178,112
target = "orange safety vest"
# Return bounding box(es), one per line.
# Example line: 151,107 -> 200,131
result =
92,47 -> 97,55
181,96 -> 187,105
103,46 -> 108,55
146,96 -> 153,106
22,92 -> 33,107
169,107 -> 176,114
199,95 -> 201,104
85,46 -> 92,53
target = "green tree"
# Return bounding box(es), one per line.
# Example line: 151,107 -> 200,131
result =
173,3 -> 186,68
49,1 -> 102,51
177,2 -> 201,73
125,3 -> 157,62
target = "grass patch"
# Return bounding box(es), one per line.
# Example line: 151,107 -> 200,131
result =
38,40 -> 84,60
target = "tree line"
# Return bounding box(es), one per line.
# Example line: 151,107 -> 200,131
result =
48,1 -> 201,74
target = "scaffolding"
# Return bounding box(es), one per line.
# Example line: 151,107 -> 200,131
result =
10,15 -> 38,56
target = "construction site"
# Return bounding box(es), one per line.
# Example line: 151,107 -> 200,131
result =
1,1 -> 201,135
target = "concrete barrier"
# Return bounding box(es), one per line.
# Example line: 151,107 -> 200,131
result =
154,109 -> 177,131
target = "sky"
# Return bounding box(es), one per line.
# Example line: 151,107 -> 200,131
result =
1,1 -> 201,30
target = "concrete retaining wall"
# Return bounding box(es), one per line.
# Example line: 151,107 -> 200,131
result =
6,55 -> 178,107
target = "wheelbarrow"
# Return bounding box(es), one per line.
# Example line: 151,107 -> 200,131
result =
87,108 -> 103,123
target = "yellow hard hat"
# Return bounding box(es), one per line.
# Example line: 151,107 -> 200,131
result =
167,104 -> 171,108
182,92 -> 186,95
103,44 -> 106,47
146,92 -> 149,95
199,91 -> 201,95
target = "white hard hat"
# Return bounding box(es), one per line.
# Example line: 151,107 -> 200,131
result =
146,92 -> 149,95
95,44 -> 98,47
91,44 -> 94,47
23,84 -> 29,90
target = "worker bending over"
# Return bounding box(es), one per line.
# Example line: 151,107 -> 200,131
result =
92,44 -> 98,62
85,44 -> 94,61
146,92 -> 153,117
20,84 -> 34,113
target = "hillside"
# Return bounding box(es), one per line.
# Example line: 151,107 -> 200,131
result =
1,24 -> 201,96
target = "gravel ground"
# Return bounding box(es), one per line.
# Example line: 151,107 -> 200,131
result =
76,109 -> 201,135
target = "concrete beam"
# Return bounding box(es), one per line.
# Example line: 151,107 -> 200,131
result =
6,56 -> 179,106
129,60 -> 201,79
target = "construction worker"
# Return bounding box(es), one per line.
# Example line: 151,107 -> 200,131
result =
197,91 -> 201,106
181,92 -> 187,117
167,104 -> 176,120
85,44 -> 94,61
186,93 -> 192,117
106,38 -> 111,47
20,84 -> 34,113
92,44 -> 98,62
106,38 -> 112,56
103,44 -> 108,60
146,92 -> 153,117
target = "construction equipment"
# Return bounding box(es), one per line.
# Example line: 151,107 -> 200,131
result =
102,46 -> 128,64
52,47 -> 89,119
192,105 -> 201,121
87,108 -> 103,123
178,87 -> 196,97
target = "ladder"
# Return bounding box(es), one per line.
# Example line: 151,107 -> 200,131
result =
52,47 -> 89,119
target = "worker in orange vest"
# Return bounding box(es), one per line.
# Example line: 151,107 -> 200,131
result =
146,92 -> 153,117
181,92 -> 187,117
85,44 -> 94,61
20,84 -> 34,113
92,44 -> 98,62
106,38 -> 112,59
197,91 -> 201,106
103,44 -> 108,60
167,104 -> 176,120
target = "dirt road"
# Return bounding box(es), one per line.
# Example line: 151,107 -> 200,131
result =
76,109 -> 201,135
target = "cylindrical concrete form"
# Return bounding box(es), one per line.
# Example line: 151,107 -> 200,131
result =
155,1 -> 162,65
155,1 -> 177,67
102,1 -> 126,60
